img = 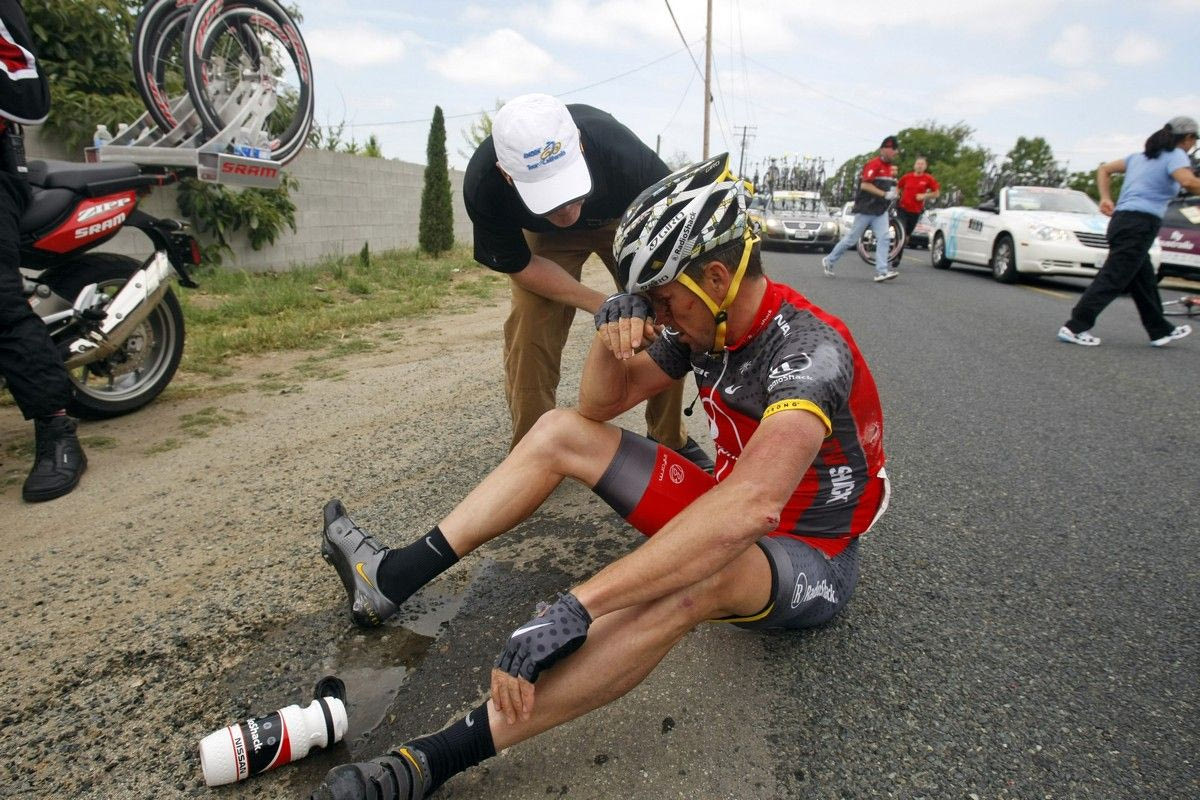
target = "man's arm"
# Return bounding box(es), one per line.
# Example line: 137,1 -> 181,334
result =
1096,158 -> 1126,215
571,408 -> 825,617
511,254 -> 609,313
577,330 -> 675,422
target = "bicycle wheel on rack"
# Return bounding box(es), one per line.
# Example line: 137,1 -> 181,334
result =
182,0 -> 314,164
133,0 -> 197,132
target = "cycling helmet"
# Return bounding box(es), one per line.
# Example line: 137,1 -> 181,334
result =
612,153 -> 757,351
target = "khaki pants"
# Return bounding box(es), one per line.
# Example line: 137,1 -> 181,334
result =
503,222 -> 688,450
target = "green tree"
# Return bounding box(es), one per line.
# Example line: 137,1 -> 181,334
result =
1066,166 -> 1123,202
363,134 -> 383,158
825,121 -> 991,207
419,106 -> 454,256
1000,136 -> 1064,187
457,99 -> 504,161
27,1 -> 145,153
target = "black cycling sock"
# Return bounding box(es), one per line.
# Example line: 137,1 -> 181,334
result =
376,526 -> 458,605
404,701 -> 495,793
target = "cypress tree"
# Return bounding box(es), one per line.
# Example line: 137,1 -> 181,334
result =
419,106 -> 454,255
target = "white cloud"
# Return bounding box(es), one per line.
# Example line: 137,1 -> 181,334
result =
936,75 -> 1066,115
1135,94 -> 1200,117
1113,33 -> 1163,65
307,24 -> 406,68
1049,24 -> 1093,67
428,29 -> 570,86
1059,132 -> 1146,161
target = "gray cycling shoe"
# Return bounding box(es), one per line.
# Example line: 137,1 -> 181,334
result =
321,499 -> 398,628
311,747 -> 431,800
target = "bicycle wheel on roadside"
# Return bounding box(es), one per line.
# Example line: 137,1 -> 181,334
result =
182,0 -> 314,164
1162,294 -> 1200,317
857,217 -> 905,266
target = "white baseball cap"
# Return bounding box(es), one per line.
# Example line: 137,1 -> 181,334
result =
493,93 -> 592,216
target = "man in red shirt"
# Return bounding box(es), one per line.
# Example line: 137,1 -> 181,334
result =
822,135 -> 901,281
896,156 -> 940,249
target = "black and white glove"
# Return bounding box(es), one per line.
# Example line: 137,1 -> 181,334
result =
594,293 -> 653,330
495,592 -> 592,683
884,188 -> 898,201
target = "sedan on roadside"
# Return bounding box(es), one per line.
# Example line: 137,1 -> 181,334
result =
928,186 -> 1161,283
759,190 -> 840,252
1156,196 -> 1200,282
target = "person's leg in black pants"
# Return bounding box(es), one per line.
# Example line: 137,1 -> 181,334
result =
0,172 -> 86,501
1065,211 -> 1158,334
1124,248 -> 1175,341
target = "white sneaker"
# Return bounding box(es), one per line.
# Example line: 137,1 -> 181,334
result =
821,256 -> 834,277
1149,324 -> 1191,347
874,270 -> 899,282
1057,326 -> 1101,346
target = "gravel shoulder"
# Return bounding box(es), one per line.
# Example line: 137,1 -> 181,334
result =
0,261 -> 737,800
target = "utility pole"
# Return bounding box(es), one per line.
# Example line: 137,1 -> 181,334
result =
702,0 -> 712,159
734,125 -> 756,178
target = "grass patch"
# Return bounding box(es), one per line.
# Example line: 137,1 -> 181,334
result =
144,437 -> 183,455
178,246 -> 497,374
80,435 -> 118,450
179,406 -> 247,438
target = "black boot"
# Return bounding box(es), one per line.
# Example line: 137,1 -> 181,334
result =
22,416 -> 87,502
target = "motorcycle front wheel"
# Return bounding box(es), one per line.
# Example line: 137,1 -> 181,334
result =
43,254 -> 185,420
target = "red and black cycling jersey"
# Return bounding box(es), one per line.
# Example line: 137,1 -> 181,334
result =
897,171 -> 940,214
646,279 -> 886,556
852,156 -> 898,216
0,1 -> 49,125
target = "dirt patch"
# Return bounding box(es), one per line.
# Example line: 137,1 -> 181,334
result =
1,260 -> 715,799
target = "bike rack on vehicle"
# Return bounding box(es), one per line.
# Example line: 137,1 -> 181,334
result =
86,82 -> 286,190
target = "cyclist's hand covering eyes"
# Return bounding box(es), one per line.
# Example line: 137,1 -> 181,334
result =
594,293 -> 654,360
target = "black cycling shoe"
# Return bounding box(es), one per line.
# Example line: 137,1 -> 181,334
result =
672,436 -> 715,474
22,416 -> 87,502
312,747 -> 431,800
321,499 -> 399,627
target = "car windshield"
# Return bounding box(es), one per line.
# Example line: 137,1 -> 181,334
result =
1005,188 -> 1098,214
769,195 -> 828,215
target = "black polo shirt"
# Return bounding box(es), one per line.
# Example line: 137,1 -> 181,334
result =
463,104 -> 669,273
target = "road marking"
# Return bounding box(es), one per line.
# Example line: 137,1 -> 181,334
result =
1024,285 -> 1072,300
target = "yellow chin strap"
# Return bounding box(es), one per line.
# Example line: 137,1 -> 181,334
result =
676,231 -> 758,353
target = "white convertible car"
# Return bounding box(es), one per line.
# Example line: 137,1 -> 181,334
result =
928,186 -> 1161,283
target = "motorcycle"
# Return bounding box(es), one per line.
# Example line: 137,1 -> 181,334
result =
10,158 -> 200,419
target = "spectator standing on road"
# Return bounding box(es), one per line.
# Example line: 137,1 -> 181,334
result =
462,94 -> 709,469
0,0 -> 87,502
1057,117 -> 1200,347
896,156 -> 939,248
313,154 -> 889,800
822,135 -> 901,282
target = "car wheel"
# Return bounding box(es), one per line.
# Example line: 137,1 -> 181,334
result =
931,233 -> 951,269
991,234 -> 1018,283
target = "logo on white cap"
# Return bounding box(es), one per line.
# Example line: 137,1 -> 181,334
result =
493,93 -> 591,215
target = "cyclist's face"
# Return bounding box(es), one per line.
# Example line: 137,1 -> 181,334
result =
914,158 -> 927,173
881,146 -> 897,163
647,280 -> 712,348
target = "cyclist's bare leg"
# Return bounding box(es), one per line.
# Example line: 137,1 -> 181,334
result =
439,409 -> 622,556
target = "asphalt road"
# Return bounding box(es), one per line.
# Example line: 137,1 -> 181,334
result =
6,245 -> 1194,800
361,248 -> 1199,799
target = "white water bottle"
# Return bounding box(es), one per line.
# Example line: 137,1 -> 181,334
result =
198,696 -> 348,786
92,124 -> 112,149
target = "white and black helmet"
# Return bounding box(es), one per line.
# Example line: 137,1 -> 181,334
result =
613,153 -> 752,294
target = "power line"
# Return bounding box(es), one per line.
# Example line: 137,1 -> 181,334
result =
340,45 -> 690,129
663,0 -> 706,85
743,53 -> 907,126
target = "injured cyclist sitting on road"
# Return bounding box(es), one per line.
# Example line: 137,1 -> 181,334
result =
312,153 -> 891,800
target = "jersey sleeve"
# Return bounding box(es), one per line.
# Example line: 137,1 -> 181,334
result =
647,328 -> 693,380
928,174 -> 940,192
1165,148 -> 1191,175
760,325 -> 854,437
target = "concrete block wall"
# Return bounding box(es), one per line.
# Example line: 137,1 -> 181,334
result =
25,127 -> 473,272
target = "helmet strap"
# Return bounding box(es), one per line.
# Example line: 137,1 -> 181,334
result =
676,232 -> 758,353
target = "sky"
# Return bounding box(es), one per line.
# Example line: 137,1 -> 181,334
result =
298,0 -> 1200,178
